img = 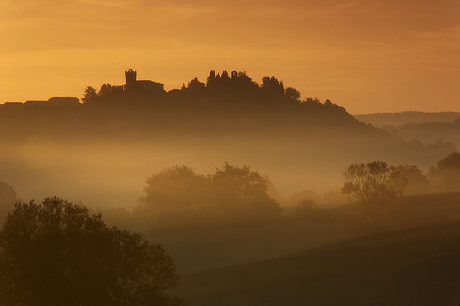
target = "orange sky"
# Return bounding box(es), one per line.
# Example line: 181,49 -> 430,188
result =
0,0 -> 459,114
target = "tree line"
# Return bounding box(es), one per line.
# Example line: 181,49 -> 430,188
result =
81,70 -> 345,114
1,153 -> 460,228
342,152 -> 460,206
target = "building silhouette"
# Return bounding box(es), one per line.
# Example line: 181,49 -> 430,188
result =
124,69 -> 164,95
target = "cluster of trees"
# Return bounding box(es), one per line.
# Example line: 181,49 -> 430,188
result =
0,197 -> 181,306
341,152 -> 460,206
341,161 -> 409,205
173,70 -> 300,102
185,70 -> 299,100
138,163 -> 281,225
137,154 -> 460,226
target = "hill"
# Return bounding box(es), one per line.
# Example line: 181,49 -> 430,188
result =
0,70 -> 455,209
382,119 -> 460,148
179,220 -> 460,306
131,192 -> 460,276
354,111 -> 460,127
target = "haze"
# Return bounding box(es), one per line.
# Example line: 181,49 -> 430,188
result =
1,2 -> 460,305
1,0 -> 459,114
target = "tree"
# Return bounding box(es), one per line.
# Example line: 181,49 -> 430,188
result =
342,161 -> 408,205
81,86 -> 98,104
261,76 -> 284,99
395,165 -> 429,195
98,83 -> 114,97
206,70 -> 216,87
429,152 -> 460,192
210,163 -> 281,217
284,87 -> 300,100
0,181 -> 17,224
221,70 -> 230,81
141,164 -> 281,224
142,165 -> 208,214
185,78 -> 206,95
0,197 -> 181,306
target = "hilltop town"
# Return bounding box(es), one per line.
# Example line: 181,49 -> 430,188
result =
0,69 -> 165,109
0,69 -> 305,110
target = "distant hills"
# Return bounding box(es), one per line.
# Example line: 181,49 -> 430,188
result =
180,220 -> 460,306
354,111 -> 460,127
355,112 -> 460,149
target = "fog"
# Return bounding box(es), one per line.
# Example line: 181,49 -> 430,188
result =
0,126 -> 453,211
0,70 -> 457,224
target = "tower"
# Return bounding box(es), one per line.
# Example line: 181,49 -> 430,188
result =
125,69 -> 137,88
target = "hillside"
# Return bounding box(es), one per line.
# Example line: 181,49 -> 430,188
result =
131,193 -> 460,276
180,220 -> 460,306
0,71 -> 455,209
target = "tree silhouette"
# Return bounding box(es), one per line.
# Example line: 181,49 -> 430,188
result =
396,165 -> 430,195
0,181 -> 17,224
429,152 -> 460,193
81,86 -> 98,104
206,70 -> 217,88
285,87 -> 301,100
143,165 -> 208,214
0,197 -> 181,306
342,161 -> 408,205
221,70 -> 230,81
261,76 -> 284,99
98,83 -> 114,96
141,164 -> 281,225
210,163 -> 281,217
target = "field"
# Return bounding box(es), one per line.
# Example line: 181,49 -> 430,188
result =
179,219 -> 460,306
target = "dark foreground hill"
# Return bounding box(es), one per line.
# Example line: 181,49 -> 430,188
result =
180,221 -> 460,306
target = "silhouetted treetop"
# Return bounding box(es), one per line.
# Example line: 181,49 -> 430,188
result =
436,152 -> 460,171
429,153 -> 460,193
0,181 -> 17,224
211,162 -> 271,202
0,197 -> 181,306
140,163 -> 281,225
82,86 -> 97,104
395,165 -> 430,195
143,165 -> 208,213
186,77 -> 206,92
261,76 -> 285,99
342,161 -> 408,205
285,87 -> 301,100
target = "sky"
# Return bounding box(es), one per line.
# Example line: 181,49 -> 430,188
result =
0,0 -> 459,114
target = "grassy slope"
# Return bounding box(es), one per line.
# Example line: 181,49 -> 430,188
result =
180,220 -> 460,306
142,217 -> 346,275
138,193 -> 460,276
